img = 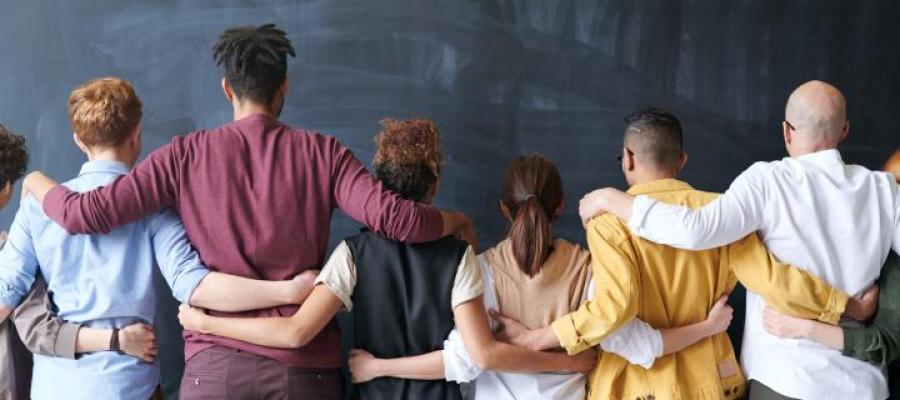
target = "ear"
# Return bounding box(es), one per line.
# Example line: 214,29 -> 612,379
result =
623,147 -> 636,171
499,200 -> 512,221
281,76 -> 290,95
221,78 -> 234,102
130,123 -> 142,143
782,121 -> 793,146
72,133 -> 89,154
675,152 -> 688,174
554,199 -> 564,220
839,121 -> 850,143
0,182 -> 11,209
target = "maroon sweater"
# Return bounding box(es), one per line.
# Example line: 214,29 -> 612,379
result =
42,114 -> 443,367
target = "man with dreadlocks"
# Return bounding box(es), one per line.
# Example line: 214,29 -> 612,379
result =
23,24 -> 476,399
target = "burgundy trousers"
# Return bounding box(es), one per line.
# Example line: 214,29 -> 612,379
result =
179,346 -> 342,400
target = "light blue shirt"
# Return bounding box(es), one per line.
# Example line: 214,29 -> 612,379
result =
0,160 -> 210,400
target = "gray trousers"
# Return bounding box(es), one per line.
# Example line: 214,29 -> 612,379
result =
747,380 -> 799,400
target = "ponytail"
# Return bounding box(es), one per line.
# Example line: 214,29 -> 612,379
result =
509,195 -> 552,276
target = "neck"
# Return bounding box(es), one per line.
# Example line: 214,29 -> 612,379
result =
790,142 -> 837,157
232,99 -> 277,121
86,147 -> 134,168
629,169 -> 677,186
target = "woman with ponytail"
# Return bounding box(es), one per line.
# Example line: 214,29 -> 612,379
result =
348,155 -> 735,399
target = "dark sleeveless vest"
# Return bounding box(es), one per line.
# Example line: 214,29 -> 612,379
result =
346,230 -> 467,400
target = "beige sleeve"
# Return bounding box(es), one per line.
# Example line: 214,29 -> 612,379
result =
450,246 -> 484,309
314,241 -> 357,311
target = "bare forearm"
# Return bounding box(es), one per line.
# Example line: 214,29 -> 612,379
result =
660,321 -> 712,355
74,327 -> 109,353
374,351 -> 446,380
482,342 -> 576,373
23,172 -> 58,206
513,325 -> 561,351
189,273 -> 296,312
195,315 -> 304,348
804,322 -> 844,350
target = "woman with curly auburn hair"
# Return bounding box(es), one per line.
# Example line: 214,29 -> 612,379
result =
178,118 -> 596,399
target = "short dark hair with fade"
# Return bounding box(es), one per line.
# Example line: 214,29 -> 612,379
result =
0,124 -> 28,188
212,23 -> 296,105
623,107 -> 684,168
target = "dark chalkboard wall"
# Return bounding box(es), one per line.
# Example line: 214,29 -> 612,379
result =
2,1 -> 899,398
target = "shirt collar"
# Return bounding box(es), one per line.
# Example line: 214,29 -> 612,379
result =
78,160 -> 130,177
795,149 -> 844,164
626,178 -> 694,196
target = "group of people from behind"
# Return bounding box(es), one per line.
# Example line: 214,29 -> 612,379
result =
0,22 -> 897,400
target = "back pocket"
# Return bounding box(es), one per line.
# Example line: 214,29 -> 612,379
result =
180,372 -> 227,400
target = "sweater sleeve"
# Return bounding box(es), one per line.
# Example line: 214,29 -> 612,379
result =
43,141 -> 182,234
329,139 -> 443,243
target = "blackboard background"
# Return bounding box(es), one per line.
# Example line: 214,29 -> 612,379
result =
1,1 -> 899,398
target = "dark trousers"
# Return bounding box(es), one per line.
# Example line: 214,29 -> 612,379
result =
747,380 -> 798,400
179,346 -> 342,400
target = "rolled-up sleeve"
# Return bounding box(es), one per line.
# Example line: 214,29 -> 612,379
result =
600,318 -> 663,369
149,209 -> 210,303
552,215 -> 640,355
314,241 -> 357,311
12,276 -> 81,359
441,328 -> 482,383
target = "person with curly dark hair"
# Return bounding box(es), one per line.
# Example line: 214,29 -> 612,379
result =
0,125 -> 27,206
178,118 -> 598,400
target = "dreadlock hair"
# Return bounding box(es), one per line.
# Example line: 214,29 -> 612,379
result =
212,23 -> 296,105
0,124 -> 28,189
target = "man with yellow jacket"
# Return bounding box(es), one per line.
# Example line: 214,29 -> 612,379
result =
503,107 -> 875,400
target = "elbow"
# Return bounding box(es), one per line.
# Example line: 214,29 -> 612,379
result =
468,344 -> 499,371
284,326 -> 314,348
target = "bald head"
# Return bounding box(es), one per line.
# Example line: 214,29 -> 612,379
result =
785,80 -> 847,147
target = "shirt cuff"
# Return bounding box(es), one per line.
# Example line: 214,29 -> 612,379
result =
627,195 -> 656,232
0,288 -> 23,310
175,269 -> 211,304
840,326 -> 876,362
551,315 -> 590,356
54,323 -> 81,359
820,289 -> 848,325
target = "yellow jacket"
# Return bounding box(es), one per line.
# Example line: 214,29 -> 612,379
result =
551,179 -> 848,400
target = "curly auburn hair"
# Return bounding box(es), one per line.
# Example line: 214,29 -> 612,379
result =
0,124 -> 28,188
372,118 -> 442,203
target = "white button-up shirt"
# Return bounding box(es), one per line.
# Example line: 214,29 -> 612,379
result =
628,149 -> 900,400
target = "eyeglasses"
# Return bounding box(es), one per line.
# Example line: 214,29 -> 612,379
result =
784,120 -> 797,131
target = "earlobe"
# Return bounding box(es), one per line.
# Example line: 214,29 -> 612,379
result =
221,78 -> 233,102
